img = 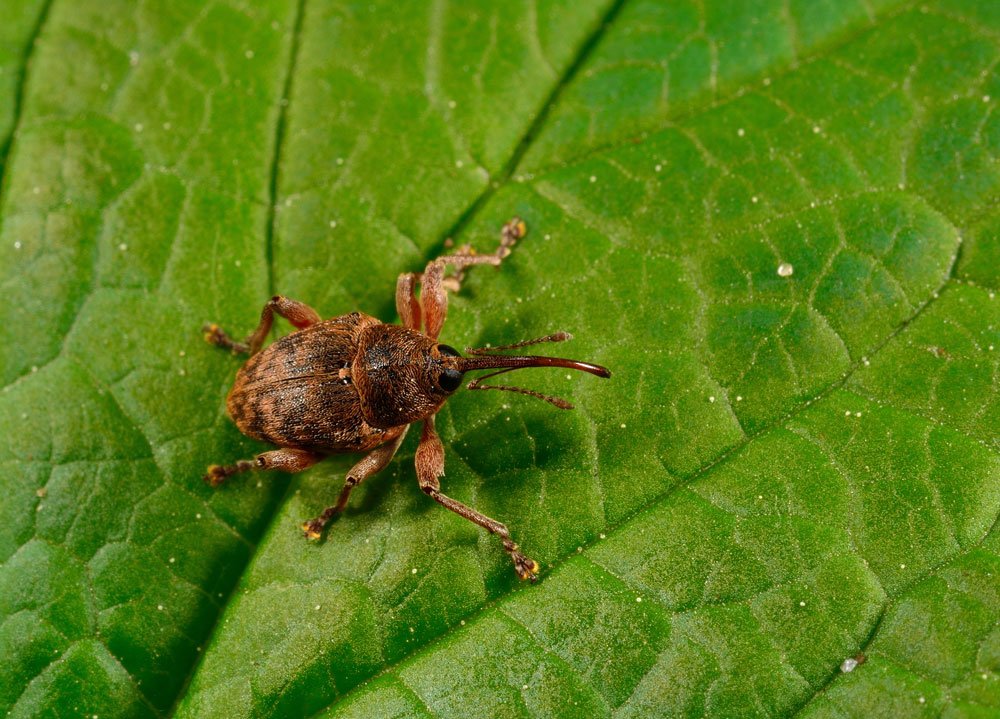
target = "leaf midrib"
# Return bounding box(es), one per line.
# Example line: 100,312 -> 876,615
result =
163,0 -> 311,714
0,0 -> 55,183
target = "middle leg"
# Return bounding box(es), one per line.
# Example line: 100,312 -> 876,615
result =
204,295 -> 322,355
302,428 -> 410,539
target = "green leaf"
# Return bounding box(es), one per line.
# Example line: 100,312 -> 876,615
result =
1,1 -> 997,718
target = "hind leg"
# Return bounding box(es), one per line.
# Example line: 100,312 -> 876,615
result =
204,448 -> 322,487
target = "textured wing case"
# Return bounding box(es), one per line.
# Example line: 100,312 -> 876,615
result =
227,312 -> 401,453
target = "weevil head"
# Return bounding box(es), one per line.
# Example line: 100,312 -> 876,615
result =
353,325 -> 466,429
353,324 -> 612,429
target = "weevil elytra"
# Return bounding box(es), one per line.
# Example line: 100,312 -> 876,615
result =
202,219 -> 610,580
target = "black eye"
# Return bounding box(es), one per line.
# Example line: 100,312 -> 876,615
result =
438,368 -> 463,392
437,344 -> 461,357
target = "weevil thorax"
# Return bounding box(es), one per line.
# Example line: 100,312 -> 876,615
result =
353,324 -> 464,429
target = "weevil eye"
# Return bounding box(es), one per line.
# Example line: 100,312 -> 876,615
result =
437,344 -> 461,357
437,367 -> 463,392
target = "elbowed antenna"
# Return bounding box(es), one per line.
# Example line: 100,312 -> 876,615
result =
451,332 -> 610,409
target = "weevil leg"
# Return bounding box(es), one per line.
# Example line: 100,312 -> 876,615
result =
204,448 -> 322,487
302,427 -> 410,539
414,416 -> 539,581
439,217 -> 524,291
396,273 -> 422,331
203,295 -> 322,356
420,217 -> 526,339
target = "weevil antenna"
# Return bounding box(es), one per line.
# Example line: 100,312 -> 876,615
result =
452,336 -> 610,409
465,331 -> 573,355
465,367 -> 576,409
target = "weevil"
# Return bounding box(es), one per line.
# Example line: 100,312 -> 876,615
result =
202,219 -> 610,580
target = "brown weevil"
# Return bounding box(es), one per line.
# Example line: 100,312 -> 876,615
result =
202,219 -> 610,581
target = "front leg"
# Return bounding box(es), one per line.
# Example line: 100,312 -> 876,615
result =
418,217 -> 526,339
203,295 -> 322,355
396,273 -> 421,331
415,416 -> 539,581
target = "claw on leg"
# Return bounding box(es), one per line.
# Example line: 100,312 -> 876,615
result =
202,323 -> 249,354
505,540 -> 540,582
203,460 -> 254,487
301,507 -> 338,540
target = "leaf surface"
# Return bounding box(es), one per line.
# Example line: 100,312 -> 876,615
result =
0,1 -> 997,717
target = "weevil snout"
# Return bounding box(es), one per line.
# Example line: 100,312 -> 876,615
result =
438,334 -> 611,409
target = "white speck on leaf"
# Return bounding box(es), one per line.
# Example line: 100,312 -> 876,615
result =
777,262 -> 793,277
